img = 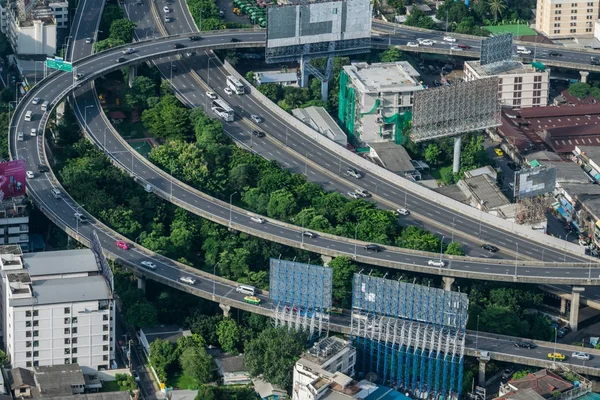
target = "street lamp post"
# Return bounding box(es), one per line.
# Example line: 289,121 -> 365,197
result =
84,105 -> 94,131
475,315 -> 480,350
229,192 -> 237,228
451,216 -> 456,242
63,36 -> 72,60
15,81 -> 23,104
170,60 -> 174,81
515,243 -> 519,278
213,262 -> 220,296
354,223 -> 359,258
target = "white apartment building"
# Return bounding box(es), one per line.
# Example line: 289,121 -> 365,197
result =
341,61 -> 424,144
0,196 -> 29,250
0,247 -> 115,370
464,60 -> 549,108
536,0 -> 599,38
48,2 -> 68,28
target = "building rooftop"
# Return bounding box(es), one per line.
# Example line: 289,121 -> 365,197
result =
35,364 -> 85,397
507,370 -> 573,398
215,354 -> 247,373
458,174 -> 510,210
577,145 -> 600,162
23,249 -> 98,276
255,71 -> 298,85
292,106 -> 347,145
343,62 -> 421,93
40,393 -> 131,400
302,337 -> 350,367
548,162 -> 590,184
10,275 -> 111,307
141,325 -> 191,346
496,388 -> 546,400
368,142 -> 415,174
466,60 -> 538,77
168,390 -> 198,400
10,367 -> 36,390
559,182 -> 600,197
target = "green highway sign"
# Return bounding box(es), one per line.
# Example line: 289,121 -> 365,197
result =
46,57 -> 73,72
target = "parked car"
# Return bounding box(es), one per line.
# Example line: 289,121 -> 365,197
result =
514,341 -> 536,349
494,148 -> 504,156
165,16 -> 172,22
481,244 -> 499,253
557,326 -> 571,338
365,244 -> 384,252
116,240 -> 130,250
179,276 -> 196,285
428,259 -> 445,267
250,216 -> 265,224
163,6 -> 170,12
141,261 -> 157,270
396,208 -> 410,216
501,368 -> 514,380
346,168 -> 362,179
548,352 -> 566,361
572,352 -> 591,361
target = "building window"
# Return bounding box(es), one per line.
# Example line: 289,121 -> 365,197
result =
33,321 -> 38,327
64,338 -> 70,345
33,330 -> 38,337
33,341 -> 38,348
33,361 -> 38,367
554,22 -> 561,26
587,27 -> 592,32
103,355 -> 109,361
26,341 -> 31,347
534,75 -> 542,82
72,358 -> 77,364
571,22 -> 577,26
513,99 -> 521,106
103,315 -> 109,321
103,335 -> 109,341
72,317 -> 78,324
571,15 -> 577,19
64,328 -> 70,334
554,29 -> 561,33
26,361 -> 31,367
571,8 -> 577,13
571,28 -> 577,32
72,327 -> 78,334
103,345 -> 109,351
64,318 -> 70,324
26,331 -> 31,337
72,347 -> 77,354
555,9 -> 562,14
515,77 -> 523,83
26,351 -> 31,357
72,337 -> 78,344
64,307 -> 70,314
65,348 -> 70,355
25,311 -> 31,317
33,311 -> 38,317
555,17 -> 561,21
33,351 -> 38,357
513,84 -> 522,91
103,325 -> 108,332
65,358 -> 70,364
534,90 -> 541,97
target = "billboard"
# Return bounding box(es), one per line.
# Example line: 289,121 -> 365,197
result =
480,33 -> 513,66
0,160 -> 26,199
515,165 -> 556,199
269,258 -> 332,309
411,78 -> 501,142
265,0 -> 372,63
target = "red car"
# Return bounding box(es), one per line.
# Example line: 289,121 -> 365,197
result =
116,240 -> 130,250
457,44 -> 471,49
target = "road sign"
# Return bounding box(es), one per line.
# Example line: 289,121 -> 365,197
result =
45,57 -> 72,72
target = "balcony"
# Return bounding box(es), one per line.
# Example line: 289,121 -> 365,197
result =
7,234 -> 28,244
8,224 -> 28,234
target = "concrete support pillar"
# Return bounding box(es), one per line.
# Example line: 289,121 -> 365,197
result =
321,255 -> 333,266
128,65 -> 137,88
580,71 -> 590,83
453,136 -> 462,174
299,56 -> 309,88
320,80 -> 329,103
137,277 -> 146,292
219,303 -> 231,318
55,100 -> 65,125
442,276 -> 455,291
478,359 -> 488,386
569,287 -> 585,331
560,297 -> 567,314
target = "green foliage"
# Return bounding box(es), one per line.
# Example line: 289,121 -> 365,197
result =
569,82 -> 591,98
142,94 -> 192,139
179,346 -> 213,386
424,143 -> 441,165
114,373 -> 137,392
125,300 -> 158,327
512,370 -> 531,380
590,87 -> 600,100
187,0 -> 223,30
177,333 -> 206,352
109,19 -> 137,43
488,0 -> 507,23
195,385 -> 218,400
257,83 -> 282,102
195,385 -> 259,400
187,314 -> 223,346
245,327 -> 307,388
328,257 -> 356,308
126,76 -> 158,109
397,226 -> 442,252
405,7 -> 436,29
0,112 -> 9,160
387,0 -> 406,14
100,4 -> 124,35
245,71 -> 255,84
379,47 -> 405,63
216,318 -> 241,354
0,349 -> 7,365
445,242 -> 465,256
94,38 -> 125,52
149,339 -> 178,382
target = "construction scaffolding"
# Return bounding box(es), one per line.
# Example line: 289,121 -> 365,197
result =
338,70 -> 357,144
91,231 -> 114,295
269,258 -> 333,338
350,274 -> 468,399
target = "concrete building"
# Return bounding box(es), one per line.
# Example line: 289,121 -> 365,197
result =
254,71 -> 298,87
341,61 -> 423,144
0,247 -> 115,370
138,325 -> 191,356
499,369 -> 575,399
292,106 -> 347,147
214,354 -> 251,386
536,0 -> 599,39
367,142 -> 418,178
0,196 -> 29,251
464,61 -> 549,108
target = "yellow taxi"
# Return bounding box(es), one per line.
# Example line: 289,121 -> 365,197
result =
494,148 -> 504,157
547,352 -> 566,361
243,296 -> 261,305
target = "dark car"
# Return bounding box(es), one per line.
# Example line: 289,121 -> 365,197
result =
115,57 -> 125,63
481,244 -> 499,253
372,37 -> 384,42
230,38 -> 241,42
171,64 -> 177,70
515,341 -> 536,349
251,130 -> 265,138
189,35 -> 202,41
517,121 -> 531,127
549,51 -> 562,57
557,326 -> 571,338
173,43 -> 184,49
592,56 -> 600,66
37,164 -> 50,173
302,231 -> 318,238
365,244 -> 384,252
457,44 -> 471,49
501,368 -> 514,380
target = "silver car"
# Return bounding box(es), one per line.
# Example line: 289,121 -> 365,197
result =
428,259 -> 445,267
141,261 -> 157,270
572,352 -> 590,361
250,216 -> 265,224
347,191 -> 361,199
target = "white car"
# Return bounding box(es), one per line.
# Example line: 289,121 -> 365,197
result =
396,208 -> 410,216
85,37 -> 92,44
180,276 -> 196,285
450,45 -> 463,51
428,259 -> 445,267
141,261 -> 157,270
420,39 -> 433,46
406,42 -> 419,48
443,36 -> 456,42
346,168 -> 362,179
32,97 -> 41,105
572,352 -> 590,361
74,212 -> 88,223
251,114 -> 262,123
26,171 -> 34,179
250,216 -> 265,224
224,87 -> 233,96
347,191 -> 361,199
30,128 -> 37,137
122,48 -> 135,54
206,91 -> 217,100
163,6 -> 170,12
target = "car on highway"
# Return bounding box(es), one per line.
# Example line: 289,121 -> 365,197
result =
592,56 -> 600,66
163,6 -> 170,12
494,148 -> 504,156
501,368 -> 514,380
224,87 -> 233,96
355,189 -> 371,198
443,36 -> 456,42
165,16 -> 172,22
179,276 -> 196,285
457,44 -> 471,49
244,296 -> 261,305
173,43 -> 184,49
37,164 -> 49,173
571,352 -> 591,361
450,45 -> 463,51
396,208 -> 410,216
74,212 -> 88,223
481,244 -> 499,253
250,216 -> 265,224
428,259 -> 445,267
206,91 -> 217,100
30,128 -> 37,137
302,231 -> 317,238
365,244 -> 384,252
230,38 -> 241,42
26,171 -> 34,179
346,168 -> 362,179
171,63 -> 177,71
406,42 -> 419,48
347,191 -> 361,199
32,97 -> 41,105
251,114 -> 263,123
372,37 -> 384,42
417,38 -> 433,46
189,35 -> 202,41
327,307 -> 343,315
122,48 -> 135,54
548,352 -> 566,361
115,57 -> 125,63
141,261 -> 157,270
514,341 -> 536,349
85,37 -> 92,44
17,132 -> 24,141
116,240 -> 130,250
251,130 -> 265,138
74,73 -> 84,81
549,51 -> 562,57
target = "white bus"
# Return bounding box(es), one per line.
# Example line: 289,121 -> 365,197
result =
211,99 -> 235,122
24,111 -> 32,121
226,75 -> 245,95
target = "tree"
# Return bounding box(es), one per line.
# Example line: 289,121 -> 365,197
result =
380,47 -> 405,62
195,385 -> 218,400
115,373 -> 137,392
94,38 -> 125,52
266,189 -> 297,221
124,300 -> 158,327
328,257 -> 356,307
180,346 -> 213,385
396,226 -> 441,252
257,83 -> 282,102
126,76 -> 158,109
142,95 -> 192,139
109,19 -> 137,43
512,370 -> 531,380
177,333 -> 206,353
100,206 -> 142,236
216,318 -> 241,354
444,242 -> 465,256
488,0 -> 507,23
424,143 -> 441,165
100,4 -> 124,34
405,7 -> 436,29
245,71 -> 255,84
591,87 -> 600,100
187,314 -> 223,346
568,82 -> 591,98
245,327 -> 306,388
149,339 -> 177,382
0,349 -> 7,365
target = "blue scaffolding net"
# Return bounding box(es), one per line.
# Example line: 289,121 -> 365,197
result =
350,274 -> 468,399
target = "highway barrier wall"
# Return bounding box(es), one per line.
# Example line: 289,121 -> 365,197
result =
221,61 -> 586,257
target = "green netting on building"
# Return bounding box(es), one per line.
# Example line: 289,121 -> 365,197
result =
382,110 -> 412,144
360,99 -> 380,116
338,71 -> 357,143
